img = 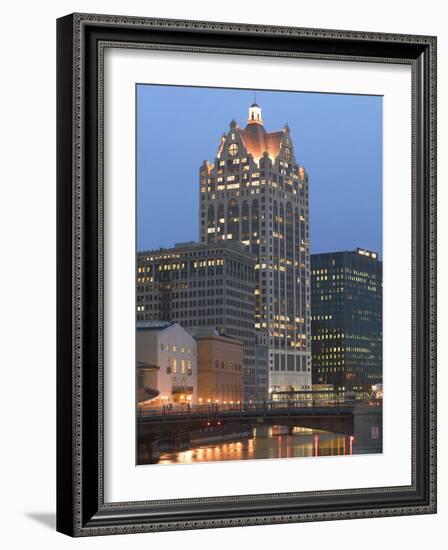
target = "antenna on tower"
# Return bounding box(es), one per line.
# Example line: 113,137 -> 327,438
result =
254,91 -> 257,104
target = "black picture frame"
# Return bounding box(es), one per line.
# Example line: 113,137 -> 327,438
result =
57,13 -> 437,537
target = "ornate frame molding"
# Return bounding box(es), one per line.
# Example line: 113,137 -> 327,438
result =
57,13 -> 437,537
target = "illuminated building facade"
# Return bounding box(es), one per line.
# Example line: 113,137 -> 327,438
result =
311,249 -> 383,391
136,241 -> 256,400
199,103 -> 311,393
136,321 -> 198,404
195,330 -> 244,404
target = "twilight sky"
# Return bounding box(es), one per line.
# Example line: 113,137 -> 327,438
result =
136,84 -> 382,257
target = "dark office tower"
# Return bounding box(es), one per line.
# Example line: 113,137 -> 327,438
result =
311,249 -> 382,392
199,102 -> 311,398
136,241 -> 256,401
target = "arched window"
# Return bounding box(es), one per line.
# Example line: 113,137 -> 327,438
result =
295,206 -> 306,346
285,202 -> 294,347
273,200 -> 279,260
227,198 -> 240,241
207,204 -> 215,242
285,202 -> 294,262
241,201 -> 250,246
217,203 -> 225,240
251,199 -> 259,255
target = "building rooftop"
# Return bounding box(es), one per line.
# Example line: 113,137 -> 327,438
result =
192,327 -> 220,338
311,248 -> 381,261
137,239 -> 254,260
239,123 -> 285,163
136,361 -> 160,371
136,320 -> 172,331
194,328 -> 243,345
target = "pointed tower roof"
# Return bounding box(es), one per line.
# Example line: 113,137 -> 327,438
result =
247,102 -> 263,126
238,103 -> 287,162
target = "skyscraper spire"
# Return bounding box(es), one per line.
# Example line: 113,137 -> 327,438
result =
248,100 -> 262,125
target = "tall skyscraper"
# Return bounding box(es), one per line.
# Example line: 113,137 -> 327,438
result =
311,248 -> 383,391
199,103 -> 312,394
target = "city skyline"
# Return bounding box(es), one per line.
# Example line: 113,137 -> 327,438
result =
137,84 -> 383,257
136,86 -> 383,465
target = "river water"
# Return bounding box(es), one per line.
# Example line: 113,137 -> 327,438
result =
158,404 -> 382,465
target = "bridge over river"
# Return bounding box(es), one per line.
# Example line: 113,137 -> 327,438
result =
137,400 -> 360,464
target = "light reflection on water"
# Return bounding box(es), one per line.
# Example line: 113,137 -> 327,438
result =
158,428 -> 355,465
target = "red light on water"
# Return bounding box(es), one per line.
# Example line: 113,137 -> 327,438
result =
349,435 -> 354,455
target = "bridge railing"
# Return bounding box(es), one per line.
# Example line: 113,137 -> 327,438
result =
137,398 -> 352,419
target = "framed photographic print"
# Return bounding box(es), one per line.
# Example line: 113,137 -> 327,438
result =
56,13 -> 437,536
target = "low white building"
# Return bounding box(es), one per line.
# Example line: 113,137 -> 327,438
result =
136,321 -> 198,405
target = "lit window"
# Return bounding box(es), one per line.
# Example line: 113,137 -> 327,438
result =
229,143 -> 238,156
